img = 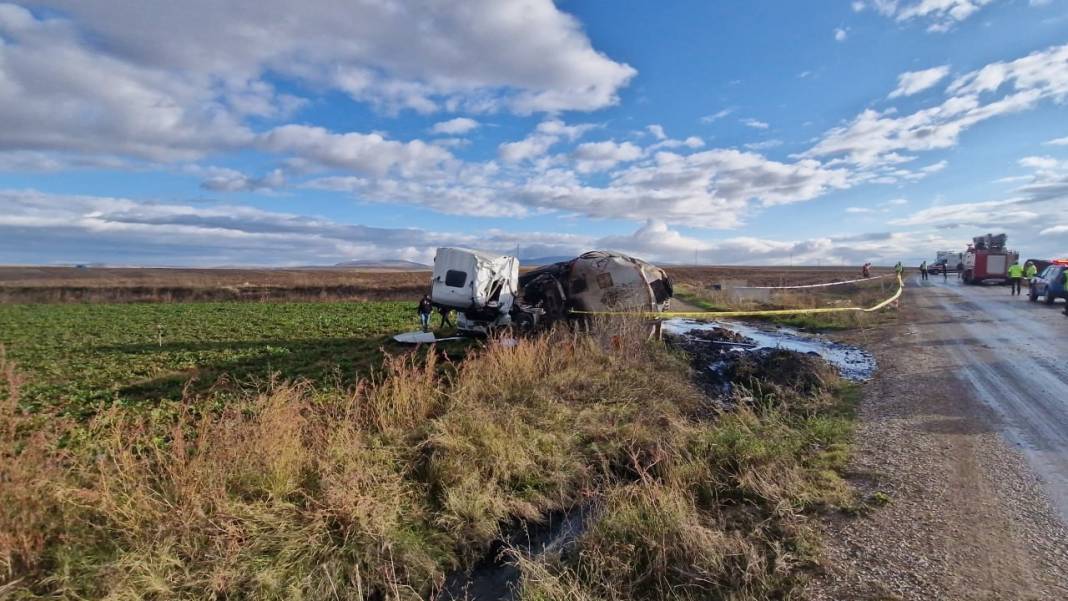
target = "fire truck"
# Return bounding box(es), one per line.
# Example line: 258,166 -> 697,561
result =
961,233 -> 1019,285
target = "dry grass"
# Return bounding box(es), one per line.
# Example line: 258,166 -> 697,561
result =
0,318 -> 860,600
674,276 -> 901,331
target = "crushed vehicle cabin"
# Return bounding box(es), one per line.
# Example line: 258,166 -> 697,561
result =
427,247 -> 674,336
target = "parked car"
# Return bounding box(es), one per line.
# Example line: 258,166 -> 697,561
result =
1028,263 -> 1067,305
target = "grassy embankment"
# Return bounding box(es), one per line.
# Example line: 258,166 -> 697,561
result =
1,298 -> 866,600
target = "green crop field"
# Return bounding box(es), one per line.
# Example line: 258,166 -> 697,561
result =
0,301 -> 458,416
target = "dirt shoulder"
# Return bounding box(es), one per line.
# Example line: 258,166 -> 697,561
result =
809,287 -> 1068,600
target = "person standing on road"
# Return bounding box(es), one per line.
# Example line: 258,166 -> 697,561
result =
920,260 -> 929,281
1024,261 -> 1038,284
1063,269 -> 1068,316
862,262 -> 872,278
895,262 -> 904,279
1007,259 -> 1024,296
418,294 -> 433,332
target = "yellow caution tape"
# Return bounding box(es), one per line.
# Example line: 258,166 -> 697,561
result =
573,275 -> 904,320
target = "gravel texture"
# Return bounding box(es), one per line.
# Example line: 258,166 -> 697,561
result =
808,279 -> 1068,601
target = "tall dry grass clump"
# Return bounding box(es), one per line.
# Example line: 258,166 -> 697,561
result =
1,319 -> 859,600
0,322 -> 704,599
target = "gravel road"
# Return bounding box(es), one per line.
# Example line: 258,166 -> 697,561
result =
810,276 -> 1068,601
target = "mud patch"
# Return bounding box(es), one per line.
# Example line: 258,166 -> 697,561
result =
664,318 -> 875,399
437,507 -> 592,601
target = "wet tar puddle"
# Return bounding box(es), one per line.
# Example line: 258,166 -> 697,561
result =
663,318 -> 876,383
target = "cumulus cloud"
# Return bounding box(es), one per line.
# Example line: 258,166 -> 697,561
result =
512,149 -> 850,228
260,125 -> 454,176
429,117 -> 479,135
889,66 -> 951,98
646,125 -> 667,140
834,27 -> 848,42
498,119 -> 596,163
0,4 -> 256,161
26,0 -> 635,115
572,141 -> 642,173
1,0 -> 633,165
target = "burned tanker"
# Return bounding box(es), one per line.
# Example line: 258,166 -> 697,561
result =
430,248 -> 673,335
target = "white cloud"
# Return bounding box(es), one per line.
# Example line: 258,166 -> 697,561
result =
430,117 -> 479,135
744,139 -> 784,151
854,0 -> 996,32
834,27 -> 849,42
498,119 -> 596,163
845,197 -> 911,215
572,141 -> 642,173
195,167 -> 286,192
648,136 -> 706,152
947,43 -> 1068,98
1045,136 -> 1068,146
0,0 -> 634,166
646,124 -> 667,140
595,220 -> 955,266
0,188 -> 583,266
700,108 -> 734,124
6,187 -> 1047,267
511,149 -> 850,227
741,118 -> 770,129
891,155 -> 1068,250
889,66 -> 951,98
1030,0 -> 1051,6
805,43 -> 1068,171
31,0 -> 636,115
260,125 -> 454,176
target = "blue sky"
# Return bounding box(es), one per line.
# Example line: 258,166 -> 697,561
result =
1,0 -> 1066,266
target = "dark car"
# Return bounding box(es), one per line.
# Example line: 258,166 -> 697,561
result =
1029,264 -> 1067,305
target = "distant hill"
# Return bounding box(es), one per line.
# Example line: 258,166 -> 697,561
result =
332,259 -> 430,270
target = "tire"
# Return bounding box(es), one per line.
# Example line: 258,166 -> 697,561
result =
1045,288 -> 1055,305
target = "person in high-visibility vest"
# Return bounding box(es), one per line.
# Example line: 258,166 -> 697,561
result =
1007,259 -> 1024,296
1024,261 -> 1038,296
1024,261 -> 1038,280
894,262 -> 904,277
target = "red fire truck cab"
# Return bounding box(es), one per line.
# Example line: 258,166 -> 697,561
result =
962,233 -> 1018,285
